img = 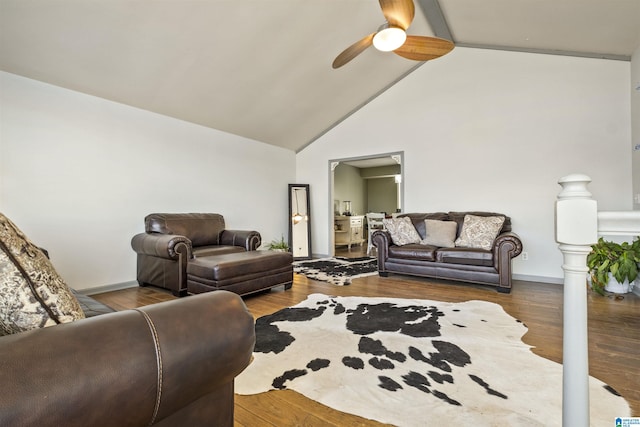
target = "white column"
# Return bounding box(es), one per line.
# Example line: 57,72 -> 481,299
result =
555,174 -> 598,427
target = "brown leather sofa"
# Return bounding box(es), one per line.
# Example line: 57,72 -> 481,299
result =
131,213 -> 261,296
0,289 -> 255,427
372,212 -> 523,293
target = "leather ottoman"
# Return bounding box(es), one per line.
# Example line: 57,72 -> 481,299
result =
187,251 -> 293,296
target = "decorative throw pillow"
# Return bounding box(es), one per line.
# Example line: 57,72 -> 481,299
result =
454,215 -> 505,251
421,219 -> 457,247
0,213 -> 84,336
382,217 -> 421,246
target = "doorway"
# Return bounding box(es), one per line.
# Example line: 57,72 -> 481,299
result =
329,152 -> 404,256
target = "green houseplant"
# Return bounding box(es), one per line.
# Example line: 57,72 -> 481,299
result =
267,235 -> 290,252
587,237 -> 640,295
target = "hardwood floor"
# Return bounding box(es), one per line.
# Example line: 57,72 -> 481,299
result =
335,243 -> 370,258
93,267 -> 640,425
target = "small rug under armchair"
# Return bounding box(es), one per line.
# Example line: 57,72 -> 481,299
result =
292,257 -> 377,286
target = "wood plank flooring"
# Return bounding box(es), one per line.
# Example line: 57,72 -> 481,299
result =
93,259 -> 640,425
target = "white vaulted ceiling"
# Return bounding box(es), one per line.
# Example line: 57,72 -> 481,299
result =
1,0 -> 639,152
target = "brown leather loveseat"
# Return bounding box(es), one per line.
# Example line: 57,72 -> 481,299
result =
0,290 -> 255,427
131,213 -> 261,296
372,212 -> 523,293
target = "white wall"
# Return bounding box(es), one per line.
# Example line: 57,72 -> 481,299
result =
367,177 -> 397,214
632,46 -> 640,209
297,47 -> 632,282
0,72 -> 295,292
334,164 -> 367,216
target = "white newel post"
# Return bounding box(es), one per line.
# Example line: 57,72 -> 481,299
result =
555,174 -> 598,427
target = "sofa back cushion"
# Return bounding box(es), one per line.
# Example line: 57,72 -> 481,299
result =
454,214 -> 506,250
399,213 -> 449,240
0,213 -> 85,335
397,212 -> 512,247
447,211 -> 511,235
382,217 -> 422,245
422,219 -> 458,247
145,213 -> 226,247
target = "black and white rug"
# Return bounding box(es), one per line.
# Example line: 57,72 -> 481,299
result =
235,293 -> 630,426
293,257 -> 378,286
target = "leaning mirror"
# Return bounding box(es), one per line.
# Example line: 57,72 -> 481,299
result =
288,184 -> 311,260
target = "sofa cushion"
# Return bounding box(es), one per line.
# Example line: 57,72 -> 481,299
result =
0,213 -> 84,336
436,247 -> 494,267
388,244 -> 437,261
421,219 -> 457,247
454,215 -> 505,251
72,289 -> 115,318
383,217 -> 421,246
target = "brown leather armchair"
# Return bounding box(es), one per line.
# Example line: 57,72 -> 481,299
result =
131,213 -> 261,296
0,290 -> 255,427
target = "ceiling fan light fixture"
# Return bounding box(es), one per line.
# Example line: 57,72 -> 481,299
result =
372,26 -> 406,52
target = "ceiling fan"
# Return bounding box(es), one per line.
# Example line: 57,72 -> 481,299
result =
332,0 -> 454,69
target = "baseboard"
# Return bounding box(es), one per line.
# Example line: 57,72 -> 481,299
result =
77,281 -> 138,296
512,274 -> 563,285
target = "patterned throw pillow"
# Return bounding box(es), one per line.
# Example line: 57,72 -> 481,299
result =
0,213 -> 84,336
382,217 -> 421,246
421,219 -> 457,247
454,215 -> 505,251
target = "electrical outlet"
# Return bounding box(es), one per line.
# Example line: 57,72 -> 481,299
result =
522,252 -> 529,261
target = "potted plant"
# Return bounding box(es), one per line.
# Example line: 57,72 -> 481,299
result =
587,237 -> 640,295
267,235 -> 290,252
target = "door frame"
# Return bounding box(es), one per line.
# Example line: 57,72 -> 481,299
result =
328,151 -> 404,256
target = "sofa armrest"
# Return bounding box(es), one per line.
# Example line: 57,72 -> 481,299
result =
220,229 -> 261,251
493,232 -> 523,289
131,232 -> 193,260
493,232 -> 523,261
0,291 -> 255,427
372,230 -> 392,272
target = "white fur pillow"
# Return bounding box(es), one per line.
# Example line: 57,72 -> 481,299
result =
454,215 -> 505,250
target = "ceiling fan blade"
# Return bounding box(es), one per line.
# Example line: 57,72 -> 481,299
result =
393,35 -> 454,61
379,0 -> 415,30
332,33 -> 375,69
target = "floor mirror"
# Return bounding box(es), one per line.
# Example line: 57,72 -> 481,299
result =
288,184 -> 311,260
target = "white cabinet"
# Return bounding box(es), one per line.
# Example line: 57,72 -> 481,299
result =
334,215 -> 364,250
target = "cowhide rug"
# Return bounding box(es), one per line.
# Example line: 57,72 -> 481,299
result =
293,257 -> 377,286
235,293 -> 630,426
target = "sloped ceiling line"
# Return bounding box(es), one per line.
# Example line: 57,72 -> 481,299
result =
298,0 -> 449,154
422,0 -> 630,61
452,43 -> 630,61
297,63 -> 423,153
417,0 -> 453,40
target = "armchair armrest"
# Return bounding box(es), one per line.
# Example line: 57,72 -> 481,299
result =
219,229 -> 261,251
0,291 -> 255,427
131,233 -> 193,260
